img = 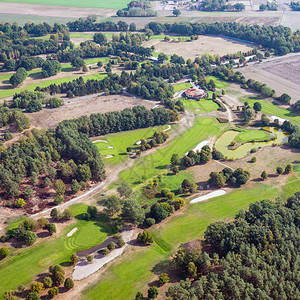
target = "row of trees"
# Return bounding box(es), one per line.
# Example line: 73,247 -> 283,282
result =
9,67 -> 27,87
199,0 -> 245,11
167,192 -> 300,299
209,167 -> 250,187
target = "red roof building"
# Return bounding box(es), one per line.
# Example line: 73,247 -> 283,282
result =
183,88 -> 207,100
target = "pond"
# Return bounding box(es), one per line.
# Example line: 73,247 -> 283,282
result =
215,128 -> 289,159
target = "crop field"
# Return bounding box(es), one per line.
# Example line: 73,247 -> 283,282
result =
0,0 -> 129,9
241,54 -> 300,103
83,180 -> 296,300
145,35 -> 255,60
28,94 -> 158,129
0,203 -> 114,298
120,117 -> 224,186
95,125 -> 171,165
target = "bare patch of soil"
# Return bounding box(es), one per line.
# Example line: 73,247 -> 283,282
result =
28,94 -> 159,129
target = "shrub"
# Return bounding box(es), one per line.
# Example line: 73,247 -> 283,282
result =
46,223 -> 57,235
63,208 -> 74,220
0,246 -> 9,259
173,198 -> 185,210
107,242 -> 116,251
49,265 -> 65,276
24,231 -> 37,246
276,166 -> 283,175
53,195 -> 64,205
135,292 -> 143,300
148,286 -> 159,299
70,254 -> 79,265
26,292 -> 41,300
15,198 -> 26,208
53,271 -> 64,286
48,287 -> 59,299
251,156 -> 257,163
285,163 -> 292,173
64,278 -> 74,290
43,277 -> 52,288
86,255 -> 94,263
159,273 -> 169,285
145,217 -> 156,227
87,205 -> 97,218
116,237 -> 125,247
101,248 -> 110,256
137,230 -> 153,244
30,281 -> 44,293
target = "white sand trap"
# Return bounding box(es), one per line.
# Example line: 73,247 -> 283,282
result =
164,125 -> 171,132
271,116 -> 286,123
107,146 -> 114,149
67,227 -> 78,237
136,140 -> 141,145
93,140 -> 108,143
186,140 -> 209,154
105,155 -> 113,158
190,190 -> 226,204
72,229 -> 135,280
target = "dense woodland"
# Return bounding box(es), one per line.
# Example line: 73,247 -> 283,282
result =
167,192 -> 300,299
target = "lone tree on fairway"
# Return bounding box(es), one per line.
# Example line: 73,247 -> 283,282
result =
253,102 -> 262,112
0,246 -> 9,259
148,286 -> 159,299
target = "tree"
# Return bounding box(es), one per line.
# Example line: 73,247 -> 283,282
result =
0,246 -> 9,259
53,271 -> 64,285
82,64 -> 89,72
117,182 -> 132,197
148,287 -> 159,299
172,165 -> 180,175
260,3 -> 267,10
159,273 -> 169,285
158,53 -> 168,63
70,254 -> 79,265
170,153 -> 180,166
93,33 -> 107,45
121,198 -> 145,225
42,60 -> 61,78
30,281 -> 44,293
63,208 -> 74,220
187,261 -> 197,278
4,130 -> 12,141
71,179 -> 81,194
103,195 -> 121,216
244,108 -> 254,123
87,205 -> 98,218
71,57 -> 85,69
46,223 -> 57,235
4,290 -> 17,300
253,102 -> 262,112
48,287 -> 59,299
137,230 -> 153,244
86,255 -> 94,263
97,61 -> 103,68
23,187 -> 34,200
54,179 -> 65,196
251,156 -> 257,163
23,231 -> 37,246
285,163 -> 292,173
50,208 -> 62,220
209,172 -> 225,187
276,166 -> 283,175
43,277 -> 52,288
173,8 -> 181,17
77,164 -> 92,182
261,171 -> 268,180
278,93 -> 291,104
64,278 -> 74,290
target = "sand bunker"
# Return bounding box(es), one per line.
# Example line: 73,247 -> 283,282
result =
271,116 -> 286,123
93,140 -> 108,143
186,140 -> 209,154
107,146 -> 114,149
105,155 -> 113,158
67,227 -> 78,237
190,190 -> 226,204
164,125 -> 171,132
136,141 -> 141,145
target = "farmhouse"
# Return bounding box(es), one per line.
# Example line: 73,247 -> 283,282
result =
183,88 -> 207,99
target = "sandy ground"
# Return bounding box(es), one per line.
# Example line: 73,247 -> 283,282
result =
240,54 -> 300,104
0,2 -> 116,18
73,228 -> 136,280
146,35 -> 255,59
27,94 -> 159,128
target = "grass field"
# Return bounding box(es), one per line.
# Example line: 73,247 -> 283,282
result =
83,180 -> 298,300
234,128 -> 272,143
206,76 -> 229,89
120,117 -> 224,186
173,82 -> 192,92
0,0 -> 129,9
0,203 -> 114,297
150,35 -> 190,41
181,98 -> 219,113
95,125 -> 171,165
241,96 -> 300,124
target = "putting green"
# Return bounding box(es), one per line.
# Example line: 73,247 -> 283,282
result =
215,128 -> 289,159
234,129 -> 272,143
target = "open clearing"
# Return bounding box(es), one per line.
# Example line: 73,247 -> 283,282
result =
28,94 -> 159,129
145,35 -> 255,59
241,54 -> 300,103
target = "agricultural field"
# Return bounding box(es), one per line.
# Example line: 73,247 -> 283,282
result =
145,35 -> 255,60
241,54 -> 300,103
28,94 -> 159,129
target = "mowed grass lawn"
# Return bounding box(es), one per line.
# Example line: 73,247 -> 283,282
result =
95,125 -> 171,165
206,76 -> 229,89
241,96 -> 300,124
234,129 -> 272,143
0,0 -> 129,9
181,97 -> 219,113
120,117 -> 224,186
83,180 -> 298,300
0,203 -> 114,297
173,82 -> 192,92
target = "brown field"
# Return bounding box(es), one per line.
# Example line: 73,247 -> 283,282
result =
241,54 -> 300,103
0,2 -> 115,19
145,35 -> 255,59
28,94 -> 159,128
